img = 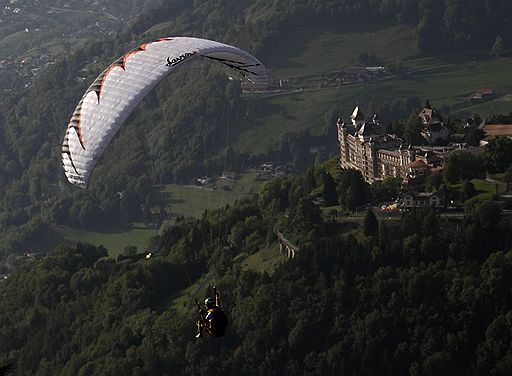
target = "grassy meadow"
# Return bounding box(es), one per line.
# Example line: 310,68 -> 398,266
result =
168,245 -> 286,314
54,171 -> 265,256
450,179 -> 506,203
160,170 -> 265,219
52,224 -> 158,257
235,23 -> 512,154
266,22 -> 418,79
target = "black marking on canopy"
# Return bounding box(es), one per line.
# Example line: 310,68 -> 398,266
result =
63,96 -> 87,178
62,133 -> 81,176
67,98 -> 86,150
202,55 -> 260,67
63,151 -> 80,176
202,55 -> 260,76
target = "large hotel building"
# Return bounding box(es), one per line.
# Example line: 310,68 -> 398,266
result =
337,107 -> 416,183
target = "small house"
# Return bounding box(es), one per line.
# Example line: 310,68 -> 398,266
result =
402,190 -> 445,208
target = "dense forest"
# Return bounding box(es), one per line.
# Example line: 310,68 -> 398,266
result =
1,162 -> 512,375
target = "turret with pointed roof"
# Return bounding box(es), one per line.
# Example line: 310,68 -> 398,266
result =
357,122 -> 373,139
351,106 -> 365,127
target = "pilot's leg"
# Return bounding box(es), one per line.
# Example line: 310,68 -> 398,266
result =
195,321 -> 203,338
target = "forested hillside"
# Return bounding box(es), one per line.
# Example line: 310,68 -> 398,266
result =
1,162 -> 512,375
0,0 -> 161,88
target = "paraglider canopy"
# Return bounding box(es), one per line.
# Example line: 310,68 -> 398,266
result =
62,37 -> 268,188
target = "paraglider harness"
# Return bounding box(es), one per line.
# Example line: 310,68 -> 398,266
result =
195,287 -> 228,338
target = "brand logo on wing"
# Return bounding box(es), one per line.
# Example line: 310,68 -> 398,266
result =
166,52 -> 196,67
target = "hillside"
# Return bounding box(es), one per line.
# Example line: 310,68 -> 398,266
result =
0,0 -> 161,89
1,163 -> 512,375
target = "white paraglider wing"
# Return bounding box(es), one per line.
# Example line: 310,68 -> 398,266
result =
62,37 -> 268,188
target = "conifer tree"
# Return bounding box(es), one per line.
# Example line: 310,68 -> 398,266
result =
364,208 -> 379,237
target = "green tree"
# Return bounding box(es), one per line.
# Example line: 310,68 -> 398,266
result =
422,209 -> 440,236
338,169 -> 369,210
322,172 -> 338,206
374,176 -> 402,201
504,164 -> 512,191
291,197 -> 322,234
461,180 -> 477,201
425,172 -> 444,192
491,35 -> 505,57
363,209 -> 379,237
444,150 -> 483,183
404,113 -> 424,145
482,137 -> 512,173
465,126 -> 484,146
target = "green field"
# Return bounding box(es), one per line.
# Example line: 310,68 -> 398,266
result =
237,58 -> 512,154
242,246 -> 286,273
471,179 -> 506,200
234,23 -> 512,154
267,22 -> 418,80
49,172 -> 266,256
451,179 -> 506,203
160,170 -> 265,219
53,224 -> 158,257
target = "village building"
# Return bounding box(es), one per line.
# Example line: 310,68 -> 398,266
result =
221,171 -> 238,180
470,88 -> 495,101
402,190 -> 446,208
418,107 -> 450,145
402,159 -> 429,183
197,177 -> 212,185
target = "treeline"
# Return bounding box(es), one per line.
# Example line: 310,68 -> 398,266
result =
1,162 -> 512,375
130,0 -> 512,57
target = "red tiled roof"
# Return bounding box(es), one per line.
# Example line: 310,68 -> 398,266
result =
408,159 -> 428,169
